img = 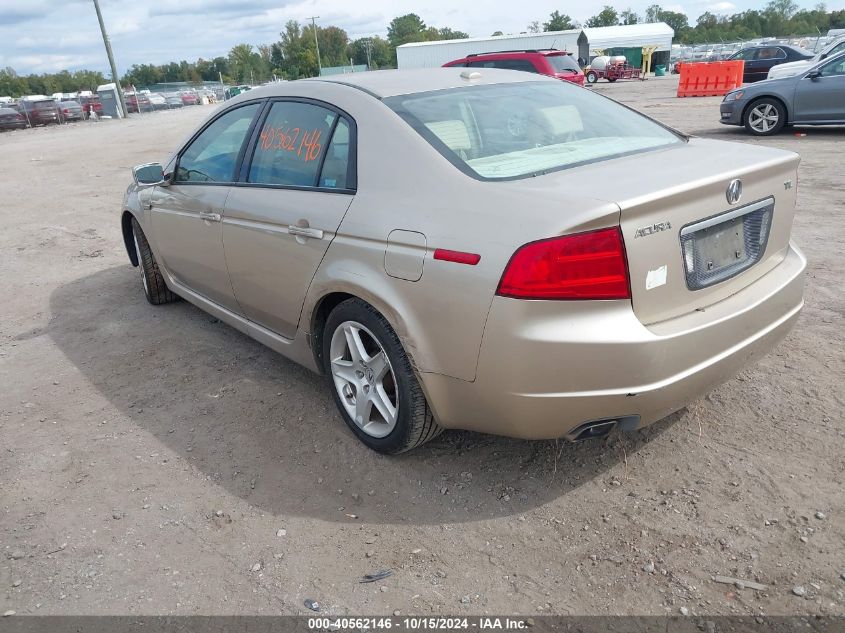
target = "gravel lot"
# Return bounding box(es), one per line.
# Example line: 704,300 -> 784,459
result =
1,76 -> 842,617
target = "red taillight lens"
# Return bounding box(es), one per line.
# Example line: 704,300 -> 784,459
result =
497,227 -> 630,300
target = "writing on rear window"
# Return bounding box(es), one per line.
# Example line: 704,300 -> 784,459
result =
258,125 -> 323,162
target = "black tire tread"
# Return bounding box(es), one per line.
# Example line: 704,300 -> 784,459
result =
324,298 -> 443,454
130,217 -> 178,305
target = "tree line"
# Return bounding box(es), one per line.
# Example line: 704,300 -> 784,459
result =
2,5 -> 844,97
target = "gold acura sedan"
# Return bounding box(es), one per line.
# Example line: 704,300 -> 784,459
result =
121,69 -> 806,453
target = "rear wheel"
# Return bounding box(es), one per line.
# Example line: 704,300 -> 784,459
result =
323,298 -> 443,454
743,98 -> 786,136
586,71 -> 599,84
131,217 -> 178,305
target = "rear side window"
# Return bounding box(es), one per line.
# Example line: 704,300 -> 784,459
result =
176,103 -> 260,183
247,101 -> 351,189
468,59 -> 539,73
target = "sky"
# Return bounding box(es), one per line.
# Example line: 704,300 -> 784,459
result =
1,0 -> 843,75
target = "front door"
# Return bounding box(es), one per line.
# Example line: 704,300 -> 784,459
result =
223,100 -> 356,339
149,102 -> 262,312
794,56 -> 845,122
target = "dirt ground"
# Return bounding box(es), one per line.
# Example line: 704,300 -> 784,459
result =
1,76 -> 843,617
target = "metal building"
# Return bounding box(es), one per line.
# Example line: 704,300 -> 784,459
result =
397,29 -> 587,69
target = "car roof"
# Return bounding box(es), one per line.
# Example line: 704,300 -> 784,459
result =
245,67 -> 556,100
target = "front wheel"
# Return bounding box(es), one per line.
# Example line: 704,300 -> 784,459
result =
586,71 -> 599,84
130,218 -> 179,305
323,298 -> 443,454
743,98 -> 786,136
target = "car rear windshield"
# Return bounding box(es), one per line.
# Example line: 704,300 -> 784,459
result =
385,81 -> 682,180
546,54 -> 581,72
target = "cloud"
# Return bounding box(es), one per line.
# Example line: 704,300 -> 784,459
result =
705,1 -> 737,11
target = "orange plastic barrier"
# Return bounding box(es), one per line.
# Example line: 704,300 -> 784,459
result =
677,61 -> 744,97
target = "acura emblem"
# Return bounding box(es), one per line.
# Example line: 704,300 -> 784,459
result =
726,179 -> 743,205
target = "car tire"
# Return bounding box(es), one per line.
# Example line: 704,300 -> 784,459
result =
130,217 -> 179,305
322,298 -> 443,454
586,71 -> 599,84
743,98 -> 786,136
607,77 -> 617,82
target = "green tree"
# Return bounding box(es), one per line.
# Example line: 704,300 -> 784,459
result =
527,20 -> 541,33
544,10 -> 575,31
766,0 -> 799,20
645,4 -> 661,22
387,13 -> 428,47
620,8 -> 640,25
657,10 -> 689,35
491,30 -> 504,36
586,6 -> 620,27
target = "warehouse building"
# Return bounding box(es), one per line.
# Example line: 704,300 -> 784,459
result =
397,22 -> 674,70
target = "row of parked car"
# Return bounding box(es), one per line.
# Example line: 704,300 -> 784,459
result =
124,89 -> 205,113
0,95 -> 102,130
0,89 -> 208,131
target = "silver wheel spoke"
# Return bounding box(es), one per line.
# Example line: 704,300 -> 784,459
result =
331,358 -> 357,384
354,390 -> 373,426
369,350 -> 389,381
343,324 -> 368,364
371,384 -> 397,426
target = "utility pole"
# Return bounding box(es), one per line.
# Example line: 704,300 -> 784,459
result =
364,38 -> 373,69
308,16 -> 322,76
92,0 -> 127,118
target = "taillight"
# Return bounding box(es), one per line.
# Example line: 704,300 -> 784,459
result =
497,227 -> 630,300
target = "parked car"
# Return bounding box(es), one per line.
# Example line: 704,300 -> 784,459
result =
121,68 -> 805,453
58,100 -> 84,122
125,92 -> 153,113
721,51 -> 845,135
15,99 -> 60,126
180,91 -> 199,105
767,35 -> 845,79
728,44 -> 814,83
78,95 -> 103,118
148,92 -> 168,110
164,94 -> 184,108
0,106 -> 28,130
444,49 -> 586,86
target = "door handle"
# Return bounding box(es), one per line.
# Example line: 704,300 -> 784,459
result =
288,225 -> 324,239
199,211 -> 222,222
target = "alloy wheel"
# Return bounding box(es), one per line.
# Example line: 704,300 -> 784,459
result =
329,320 -> 398,438
748,103 -> 779,133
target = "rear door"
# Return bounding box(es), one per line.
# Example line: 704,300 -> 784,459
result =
794,55 -> 845,122
222,99 -> 356,339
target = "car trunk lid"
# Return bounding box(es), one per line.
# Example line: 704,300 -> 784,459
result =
548,138 -> 799,325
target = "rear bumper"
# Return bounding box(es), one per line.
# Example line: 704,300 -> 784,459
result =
420,243 -> 806,440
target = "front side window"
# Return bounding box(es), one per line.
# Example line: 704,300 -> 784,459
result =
820,55 -> 845,77
176,103 -> 260,183
386,81 -> 682,180
546,54 -> 581,73
732,49 -> 758,61
247,101 -> 345,188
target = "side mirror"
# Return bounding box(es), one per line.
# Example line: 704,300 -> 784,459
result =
132,163 -> 165,187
